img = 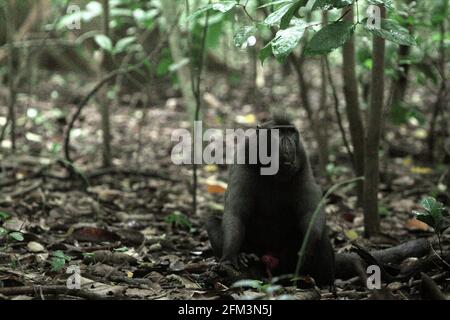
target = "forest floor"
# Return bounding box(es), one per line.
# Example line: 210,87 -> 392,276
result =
0,71 -> 448,300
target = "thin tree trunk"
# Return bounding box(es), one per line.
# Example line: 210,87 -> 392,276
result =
389,0 -> 414,110
161,0 -> 195,118
290,54 -> 328,177
6,0 -> 17,152
390,44 -> 411,108
342,5 -> 365,203
100,0 -> 112,167
317,11 -> 330,177
363,6 -> 386,237
427,9 -> 448,162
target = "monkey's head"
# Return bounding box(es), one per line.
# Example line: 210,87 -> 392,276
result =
257,113 -> 306,180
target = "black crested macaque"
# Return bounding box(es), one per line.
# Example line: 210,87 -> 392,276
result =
206,114 -> 335,286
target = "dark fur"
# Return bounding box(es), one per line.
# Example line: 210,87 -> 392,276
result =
206,115 -> 335,286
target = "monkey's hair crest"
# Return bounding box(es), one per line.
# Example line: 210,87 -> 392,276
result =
272,111 -> 293,126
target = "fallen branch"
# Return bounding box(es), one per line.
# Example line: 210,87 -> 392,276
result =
86,167 -> 175,182
420,273 -> 447,300
335,238 -> 431,280
8,181 -> 42,198
0,285 -> 111,300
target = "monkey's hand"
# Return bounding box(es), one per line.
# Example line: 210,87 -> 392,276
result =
237,253 -> 260,268
213,260 -> 241,281
221,253 -> 259,269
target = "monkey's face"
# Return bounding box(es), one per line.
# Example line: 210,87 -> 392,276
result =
276,126 -> 302,178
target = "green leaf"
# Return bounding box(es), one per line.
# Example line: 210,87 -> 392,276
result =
234,26 -> 257,48
51,250 -> 70,272
0,211 -> 10,220
421,197 -> 438,213
232,279 -> 263,289
271,20 -> 308,60
165,211 -> 192,229
115,36 -> 136,53
94,34 -> 113,52
312,0 -> 353,11
0,227 -> 7,237
366,0 -> 394,11
362,18 -> 417,46
188,1 -> 237,20
258,0 -> 293,9
414,212 -> 435,229
51,257 -> 66,272
9,232 -> 24,242
53,250 -> 71,261
305,21 -> 355,55
259,42 -> 273,64
280,0 -> 307,29
264,2 -> 295,26
211,1 -> 238,12
414,197 -> 446,231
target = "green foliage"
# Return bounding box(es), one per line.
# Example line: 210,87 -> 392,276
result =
0,212 -> 24,242
188,1 -> 238,20
232,277 -> 291,299
195,0 -> 417,64
413,197 -> 448,233
94,34 -> 114,52
271,19 -> 308,60
51,250 -> 71,272
58,0 -> 155,58
305,21 -> 355,55
8,232 -> 24,242
263,2 -> 296,27
165,211 -> 192,230
0,211 -> 10,221
234,25 -> 258,48
362,18 -> 417,46
57,1 -> 103,29
115,36 -> 137,53
367,0 -> 394,11
390,103 -> 425,126
312,0 -> 353,11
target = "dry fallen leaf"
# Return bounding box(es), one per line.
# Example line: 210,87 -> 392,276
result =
405,218 -> 430,231
393,176 -> 415,187
391,199 -> 416,213
27,241 -> 46,253
206,180 -> 228,194
205,164 -> 218,173
167,274 -> 201,289
411,167 -> 433,175
235,114 -> 256,125
345,230 -> 359,241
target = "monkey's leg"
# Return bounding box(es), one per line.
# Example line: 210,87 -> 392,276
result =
206,215 -> 223,258
309,231 -> 335,287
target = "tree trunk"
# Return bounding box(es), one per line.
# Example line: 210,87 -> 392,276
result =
427,7 -> 448,162
290,54 -> 328,178
317,11 -> 330,177
363,6 -> 386,237
100,0 -> 112,167
6,0 -> 17,152
389,0 -> 414,110
342,5 -> 365,203
160,0 -> 196,117
390,44 -> 411,108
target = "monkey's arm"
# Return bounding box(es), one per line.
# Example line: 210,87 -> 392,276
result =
297,182 -> 335,285
298,183 -> 327,254
221,166 -> 255,267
